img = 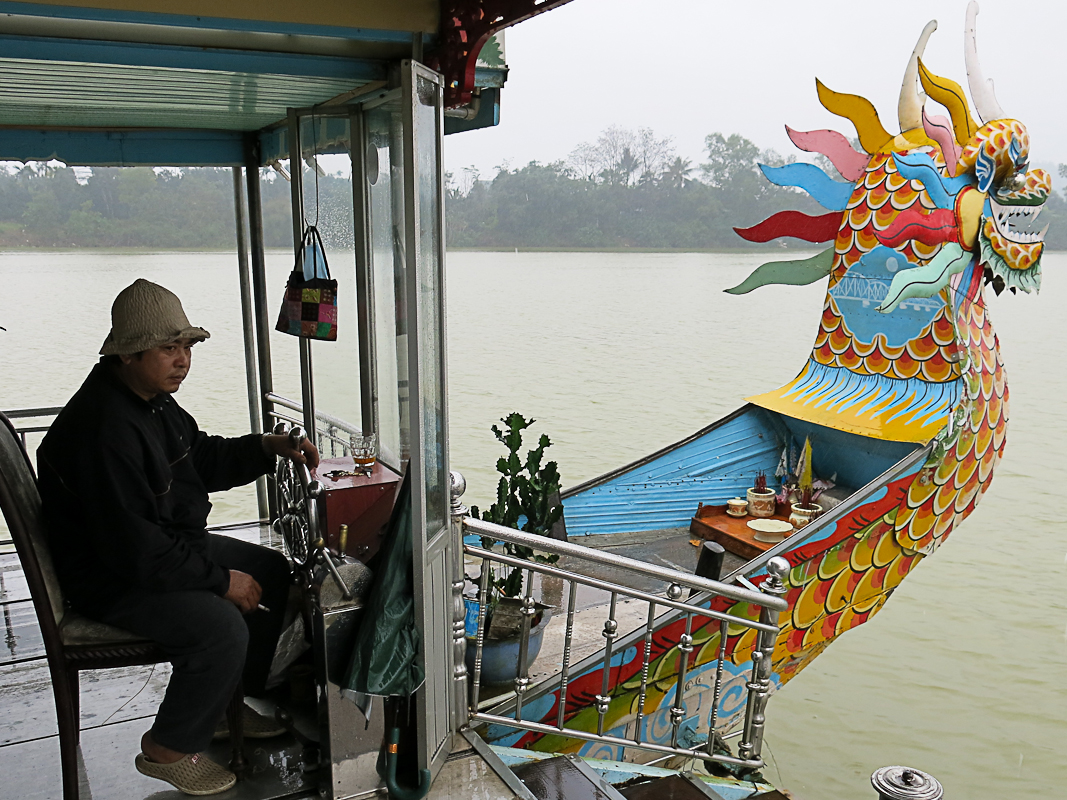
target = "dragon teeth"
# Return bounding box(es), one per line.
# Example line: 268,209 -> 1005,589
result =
990,198 -> 1047,244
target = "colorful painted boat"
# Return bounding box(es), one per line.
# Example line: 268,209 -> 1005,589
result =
486,4 -> 1050,759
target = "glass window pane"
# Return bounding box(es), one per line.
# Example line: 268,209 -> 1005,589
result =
298,116 -> 363,450
414,73 -> 447,538
366,103 -> 409,467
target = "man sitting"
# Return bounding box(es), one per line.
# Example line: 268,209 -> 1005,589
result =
37,278 -> 319,795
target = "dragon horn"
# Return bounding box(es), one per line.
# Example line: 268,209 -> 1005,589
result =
965,1 -> 1007,124
918,58 -> 978,147
898,20 -> 938,132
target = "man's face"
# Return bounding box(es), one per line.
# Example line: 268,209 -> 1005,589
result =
119,339 -> 195,400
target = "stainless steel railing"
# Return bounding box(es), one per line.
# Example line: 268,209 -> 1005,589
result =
5,397 -> 361,459
265,393 -> 361,458
450,474 -> 788,770
2,406 -> 62,451
1,407 -> 63,548
4,395 -> 358,459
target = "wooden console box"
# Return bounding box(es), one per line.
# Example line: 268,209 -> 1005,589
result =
312,456 -> 402,563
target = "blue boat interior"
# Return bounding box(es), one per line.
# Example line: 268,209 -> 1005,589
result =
561,404 -> 921,539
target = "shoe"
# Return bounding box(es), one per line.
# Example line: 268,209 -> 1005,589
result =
213,703 -> 287,740
135,752 -> 236,796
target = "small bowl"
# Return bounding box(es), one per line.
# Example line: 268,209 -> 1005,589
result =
726,497 -> 748,517
747,518 -> 794,543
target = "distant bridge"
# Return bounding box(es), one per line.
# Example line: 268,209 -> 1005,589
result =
831,274 -> 942,311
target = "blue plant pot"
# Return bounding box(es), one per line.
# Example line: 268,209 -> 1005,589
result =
464,607 -> 551,686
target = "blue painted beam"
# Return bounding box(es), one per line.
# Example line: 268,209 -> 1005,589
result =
0,1 -> 436,46
0,33 -> 386,81
445,88 -> 501,136
473,67 -> 508,89
0,128 -> 245,166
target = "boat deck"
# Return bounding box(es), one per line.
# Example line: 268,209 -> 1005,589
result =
0,523 -> 723,798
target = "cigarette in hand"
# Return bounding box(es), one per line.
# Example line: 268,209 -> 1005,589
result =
257,604 -> 271,613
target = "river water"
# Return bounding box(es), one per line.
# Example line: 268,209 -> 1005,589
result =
1,249 -> 1064,799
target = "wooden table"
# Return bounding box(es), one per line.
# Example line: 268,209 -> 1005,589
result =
689,505 -> 796,561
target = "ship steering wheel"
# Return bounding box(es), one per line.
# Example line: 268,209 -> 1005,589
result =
271,422 -> 322,572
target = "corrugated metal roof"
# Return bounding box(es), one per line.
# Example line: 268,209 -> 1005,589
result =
0,57 -> 374,130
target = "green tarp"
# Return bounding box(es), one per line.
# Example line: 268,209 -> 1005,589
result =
344,472 -> 424,697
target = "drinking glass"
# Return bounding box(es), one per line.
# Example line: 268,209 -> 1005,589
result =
350,432 -> 378,476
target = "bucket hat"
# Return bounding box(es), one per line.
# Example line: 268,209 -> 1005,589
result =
100,279 -> 210,356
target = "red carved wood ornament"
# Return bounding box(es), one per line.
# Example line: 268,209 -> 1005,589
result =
431,0 -> 575,108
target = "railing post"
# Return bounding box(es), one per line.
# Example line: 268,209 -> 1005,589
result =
737,556 -> 788,764
450,471 -> 470,729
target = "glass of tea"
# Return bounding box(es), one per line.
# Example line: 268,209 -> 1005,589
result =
350,432 -> 378,476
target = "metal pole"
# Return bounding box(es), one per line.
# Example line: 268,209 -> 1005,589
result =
287,109 -> 316,439
232,167 -> 269,520
350,107 -> 379,437
449,471 -> 469,730
737,556 -> 788,763
243,136 -> 276,519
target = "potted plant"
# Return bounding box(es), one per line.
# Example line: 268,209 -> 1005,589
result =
746,470 -> 777,518
465,413 -> 563,685
788,437 -> 823,529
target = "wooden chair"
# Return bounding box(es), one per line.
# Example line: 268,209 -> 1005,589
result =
0,412 -> 245,799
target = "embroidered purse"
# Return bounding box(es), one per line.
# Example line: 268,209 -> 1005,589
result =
275,225 -> 338,341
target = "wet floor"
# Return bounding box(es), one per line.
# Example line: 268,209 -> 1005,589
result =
1,519 -> 727,798
0,523 -> 317,799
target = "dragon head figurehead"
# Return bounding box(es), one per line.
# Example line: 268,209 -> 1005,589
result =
911,15 -> 1051,297
957,119 -> 1050,292
729,2 -> 1048,447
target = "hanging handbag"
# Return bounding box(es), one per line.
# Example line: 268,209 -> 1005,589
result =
276,225 -> 338,341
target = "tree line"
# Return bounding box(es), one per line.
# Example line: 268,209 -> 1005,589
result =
0,165 -> 323,249
2,127 -> 1066,251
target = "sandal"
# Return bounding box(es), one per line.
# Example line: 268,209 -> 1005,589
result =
213,703 -> 287,740
135,752 -> 236,796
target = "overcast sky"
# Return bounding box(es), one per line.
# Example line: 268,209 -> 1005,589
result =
443,0 -> 1067,180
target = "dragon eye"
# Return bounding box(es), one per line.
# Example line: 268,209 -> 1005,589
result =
975,147 -> 995,193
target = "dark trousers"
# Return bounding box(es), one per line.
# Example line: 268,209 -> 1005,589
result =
96,534 -> 290,753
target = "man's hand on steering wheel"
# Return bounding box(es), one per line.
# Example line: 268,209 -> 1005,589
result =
225,569 -> 262,614
262,433 -> 320,469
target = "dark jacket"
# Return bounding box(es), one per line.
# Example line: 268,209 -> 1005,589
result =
37,363 -> 273,613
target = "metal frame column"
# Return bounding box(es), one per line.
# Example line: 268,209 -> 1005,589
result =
232,166 -> 269,519
243,136 -> 276,517
287,109 -> 317,438
402,58 -> 453,781
349,107 -> 379,437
